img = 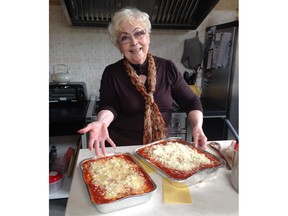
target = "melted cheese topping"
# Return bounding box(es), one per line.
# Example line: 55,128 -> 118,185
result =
145,141 -> 212,171
88,156 -> 145,200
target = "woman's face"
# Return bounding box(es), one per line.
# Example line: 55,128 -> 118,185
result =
118,23 -> 150,65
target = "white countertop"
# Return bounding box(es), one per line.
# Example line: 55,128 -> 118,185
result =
65,140 -> 238,216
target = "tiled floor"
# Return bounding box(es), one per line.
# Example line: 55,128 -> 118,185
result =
49,198 -> 68,216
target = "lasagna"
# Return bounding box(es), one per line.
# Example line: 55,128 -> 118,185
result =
81,154 -> 155,204
136,139 -> 221,180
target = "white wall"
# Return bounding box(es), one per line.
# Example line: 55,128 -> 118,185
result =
49,5 -> 236,98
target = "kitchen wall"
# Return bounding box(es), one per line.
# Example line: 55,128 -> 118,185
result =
49,2 -> 237,98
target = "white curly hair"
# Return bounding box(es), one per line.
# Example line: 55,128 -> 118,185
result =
108,7 -> 151,47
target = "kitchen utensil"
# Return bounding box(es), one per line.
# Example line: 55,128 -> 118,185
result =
190,72 -> 197,85
209,142 -> 231,170
50,64 -> 71,83
183,71 -> 190,84
183,70 -> 197,85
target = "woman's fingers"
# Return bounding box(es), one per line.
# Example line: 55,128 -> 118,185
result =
100,141 -> 107,156
106,137 -> 117,149
94,141 -> 100,156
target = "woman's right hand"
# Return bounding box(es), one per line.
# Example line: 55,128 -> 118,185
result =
77,121 -> 116,156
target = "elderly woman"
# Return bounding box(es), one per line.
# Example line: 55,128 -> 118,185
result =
78,7 -> 207,155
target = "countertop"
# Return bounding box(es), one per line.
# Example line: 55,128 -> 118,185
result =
65,140 -> 238,216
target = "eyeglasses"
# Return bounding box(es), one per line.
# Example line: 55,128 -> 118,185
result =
118,29 -> 146,45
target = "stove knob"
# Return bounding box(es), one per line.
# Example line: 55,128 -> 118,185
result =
78,89 -> 85,100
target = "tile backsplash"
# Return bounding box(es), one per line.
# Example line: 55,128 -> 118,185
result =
49,5 -> 236,98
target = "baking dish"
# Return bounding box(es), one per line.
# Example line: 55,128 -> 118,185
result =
80,153 -> 157,213
135,138 -> 225,187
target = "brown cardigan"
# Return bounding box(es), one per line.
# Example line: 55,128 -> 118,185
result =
98,55 -> 203,146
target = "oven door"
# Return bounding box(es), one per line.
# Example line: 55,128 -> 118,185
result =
49,101 -> 89,136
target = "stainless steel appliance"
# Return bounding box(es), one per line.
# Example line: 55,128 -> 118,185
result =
201,21 -> 239,141
60,0 -> 220,30
49,82 -> 89,136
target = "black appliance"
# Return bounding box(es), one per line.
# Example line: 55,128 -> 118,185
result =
49,82 -> 89,136
49,82 -> 87,103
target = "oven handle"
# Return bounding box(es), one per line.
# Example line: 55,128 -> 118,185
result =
82,95 -> 98,149
85,95 -> 97,121
224,118 -> 239,143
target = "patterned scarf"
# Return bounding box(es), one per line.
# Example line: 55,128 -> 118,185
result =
124,52 -> 168,144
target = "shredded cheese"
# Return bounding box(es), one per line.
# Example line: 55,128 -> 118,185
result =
145,141 -> 212,171
88,156 -> 145,200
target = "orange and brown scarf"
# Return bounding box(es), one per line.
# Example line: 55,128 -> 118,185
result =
124,52 -> 167,144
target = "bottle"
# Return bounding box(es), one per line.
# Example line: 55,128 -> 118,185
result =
49,146 -> 57,169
